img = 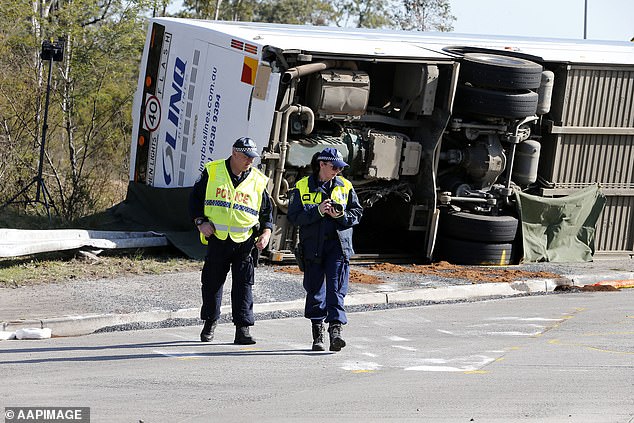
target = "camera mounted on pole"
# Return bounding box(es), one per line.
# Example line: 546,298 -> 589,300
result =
40,38 -> 65,62
0,36 -> 65,221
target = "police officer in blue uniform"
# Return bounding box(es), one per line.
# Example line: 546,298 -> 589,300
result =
287,147 -> 363,351
189,137 -> 273,345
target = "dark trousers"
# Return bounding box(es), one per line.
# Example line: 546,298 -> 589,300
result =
200,235 -> 255,326
303,239 -> 349,325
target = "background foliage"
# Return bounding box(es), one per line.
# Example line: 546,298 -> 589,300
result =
0,0 -> 454,225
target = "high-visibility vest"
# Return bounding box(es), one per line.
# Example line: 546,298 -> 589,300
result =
201,160 -> 269,244
296,176 -> 352,209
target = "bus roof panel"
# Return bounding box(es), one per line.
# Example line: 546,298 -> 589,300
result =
154,18 -> 634,65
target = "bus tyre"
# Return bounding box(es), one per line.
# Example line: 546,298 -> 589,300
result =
439,211 -> 518,243
454,85 -> 538,118
435,236 -> 513,266
459,53 -> 543,90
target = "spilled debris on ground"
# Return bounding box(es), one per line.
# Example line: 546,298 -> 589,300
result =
277,261 -> 563,285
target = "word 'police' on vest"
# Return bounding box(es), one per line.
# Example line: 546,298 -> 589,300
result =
216,187 -> 251,204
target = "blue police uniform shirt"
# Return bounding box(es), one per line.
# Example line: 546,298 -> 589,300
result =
287,174 -> 363,260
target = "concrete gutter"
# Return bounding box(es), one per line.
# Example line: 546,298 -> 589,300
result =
565,271 -> 634,288
2,272 -> 632,338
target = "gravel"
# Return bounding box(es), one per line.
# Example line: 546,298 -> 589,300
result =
1,257 -> 630,327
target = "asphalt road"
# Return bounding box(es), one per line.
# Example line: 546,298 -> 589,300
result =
2,257 -> 632,337
1,290 -> 633,422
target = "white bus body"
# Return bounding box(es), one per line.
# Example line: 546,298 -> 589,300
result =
130,18 -> 634,262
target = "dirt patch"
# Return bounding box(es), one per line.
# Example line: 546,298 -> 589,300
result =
276,266 -> 303,275
368,262 -> 561,284
274,266 -> 383,284
555,284 -> 620,292
350,270 -> 383,284
276,261 -> 561,284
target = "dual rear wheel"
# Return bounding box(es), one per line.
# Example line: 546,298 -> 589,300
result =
454,52 -> 543,118
435,210 -> 519,266
434,52 -> 541,265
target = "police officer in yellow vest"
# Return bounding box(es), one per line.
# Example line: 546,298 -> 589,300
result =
189,137 -> 273,345
287,148 -> 363,351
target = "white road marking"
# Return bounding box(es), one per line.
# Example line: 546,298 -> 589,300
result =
154,350 -> 205,359
340,361 -> 382,371
405,355 -> 497,372
405,365 -> 466,372
387,336 -> 410,342
344,315 -> 566,374
486,331 -> 542,336
468,323 -> 546,329
485,317 -> 562,322
392,345 -> 417,352
438,328 -> 542,337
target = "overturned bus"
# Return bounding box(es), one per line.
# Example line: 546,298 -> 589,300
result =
129,18 -> 634,263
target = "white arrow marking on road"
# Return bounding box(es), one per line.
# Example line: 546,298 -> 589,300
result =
486,331 -> 542,336
154,350 -> 205,359
387,336 -> 410,341
340,361 -> 383,371
405,355 -> 497,372
392,345 -> 417,351
485,317 -> 562,321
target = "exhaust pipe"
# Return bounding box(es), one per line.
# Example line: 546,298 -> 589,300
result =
282,60 -> 358,84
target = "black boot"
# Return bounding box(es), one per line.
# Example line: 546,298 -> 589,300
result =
328,322 -> 346,352
200,319 -> 217,342
234,325 -> 256,345
311,322 -> 326,351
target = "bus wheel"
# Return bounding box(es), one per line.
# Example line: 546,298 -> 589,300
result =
459,53 -> 543,90
434,236 -> 514,266
439,210 -> 518,243
454,85 -> 538,118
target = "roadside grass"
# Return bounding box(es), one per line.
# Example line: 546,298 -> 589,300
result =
1,206 -> 202,287
0,248 -> 202,287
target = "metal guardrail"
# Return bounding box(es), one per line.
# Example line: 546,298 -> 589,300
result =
0,229 -> 169,258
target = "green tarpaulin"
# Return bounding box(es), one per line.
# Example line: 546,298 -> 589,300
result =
515,184 -> 606,263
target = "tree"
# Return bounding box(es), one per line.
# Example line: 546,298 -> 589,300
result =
331,0 -> 393,28
255,0 -> 337,25
0,0 -> 151,221
0,1 -> 45,201
176,0 -> 454,31
396,0 -> 455,32
180,0 -> 258,21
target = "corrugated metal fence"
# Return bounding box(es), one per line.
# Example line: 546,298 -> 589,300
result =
540,65 -> 634,254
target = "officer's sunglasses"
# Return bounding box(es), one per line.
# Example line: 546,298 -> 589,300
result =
326,162 -> 343,172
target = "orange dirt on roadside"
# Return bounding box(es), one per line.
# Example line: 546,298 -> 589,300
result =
274,266 -> 382,284
369,262 -> 561,283
276,262 -> 562,285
